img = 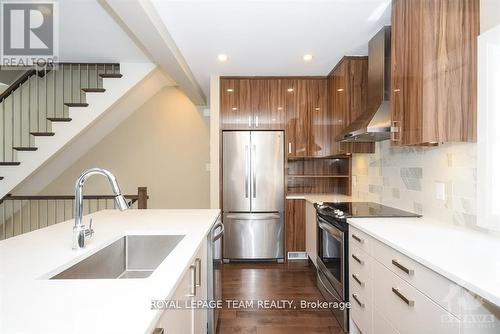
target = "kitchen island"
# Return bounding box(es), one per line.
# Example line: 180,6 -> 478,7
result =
0,209 -> 220,334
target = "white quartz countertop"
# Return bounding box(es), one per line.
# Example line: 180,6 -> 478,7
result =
287,193 -> 500,307
0,209 -> 220,334
348,217 -> 500,307
286,193 -> 356,204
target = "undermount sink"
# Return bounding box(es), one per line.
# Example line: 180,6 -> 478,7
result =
50,235 -> 185,280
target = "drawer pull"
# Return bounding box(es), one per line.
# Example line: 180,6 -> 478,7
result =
352,234 -> 364,244
392,287 -> 415,307
352,274 -> 365,287
352,293 -> 365,308
392,259 -> 414,275
351,254 -> 364,265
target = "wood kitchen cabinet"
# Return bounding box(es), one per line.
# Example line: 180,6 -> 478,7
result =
220,78 -> 285,130
285,199 -> 306,257
328,57 -> 375,154
285,78 -> 330,158
390,0 -> 479,145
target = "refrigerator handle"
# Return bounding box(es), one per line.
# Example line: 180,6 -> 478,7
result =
245,145 -> 249,198
252,144 -> 257,198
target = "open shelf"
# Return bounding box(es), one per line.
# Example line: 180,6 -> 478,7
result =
286,157 -> 351,194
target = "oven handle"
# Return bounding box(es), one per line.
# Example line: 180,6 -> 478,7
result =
318,220 -> 344,241
317,270 -> 341,300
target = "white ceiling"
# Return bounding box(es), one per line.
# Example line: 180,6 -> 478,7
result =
58,0 -> 148,63
152,0 -> 391,97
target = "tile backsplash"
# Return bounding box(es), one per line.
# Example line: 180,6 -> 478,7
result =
352,141 -> 477,228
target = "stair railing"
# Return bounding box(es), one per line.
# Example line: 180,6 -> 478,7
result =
0,186 -> 147,241
0,63 -> 121,165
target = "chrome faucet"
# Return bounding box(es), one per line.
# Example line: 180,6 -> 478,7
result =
73,168 -> 129,249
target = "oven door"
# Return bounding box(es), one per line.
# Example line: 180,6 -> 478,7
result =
317,215 -> 345,299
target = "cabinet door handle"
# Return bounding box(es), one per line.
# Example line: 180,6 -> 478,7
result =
188,264 -> 196,297
391,121 -> 401,142
255,115 -> 259,128
248,116 -> 252,127
392,287 -> 415,307
352,234 -> 364,244
351,274 -> 365,287
351,254 -> 364,265
352,293 -> 365,308
195,258 -> 202,287
392,259 -> 414,275
288,142 -> 292,154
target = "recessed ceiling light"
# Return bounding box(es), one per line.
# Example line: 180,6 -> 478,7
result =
277,107 -> 283,111
394,89 -> 401,92
226,88 -> 234,92
218,54 -> 228,62
303,54 -> 313,62
232,107 -> 238,111
287,88 -> 294,92
315,107 -> 320,111
337,88 -> 345,92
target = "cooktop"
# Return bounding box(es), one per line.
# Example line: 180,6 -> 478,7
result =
316,201 -> 421,220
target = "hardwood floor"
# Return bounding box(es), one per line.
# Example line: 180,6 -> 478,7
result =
216,261 -> 343,334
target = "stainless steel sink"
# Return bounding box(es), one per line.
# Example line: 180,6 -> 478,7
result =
50,235 -> 185,279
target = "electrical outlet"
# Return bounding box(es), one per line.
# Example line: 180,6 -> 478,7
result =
435,181 -> 446,201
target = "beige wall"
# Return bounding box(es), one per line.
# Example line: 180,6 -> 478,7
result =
40,86 -> 210,209
481,0 -> 500,33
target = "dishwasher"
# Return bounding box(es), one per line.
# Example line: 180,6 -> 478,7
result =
207,217 -> 224,334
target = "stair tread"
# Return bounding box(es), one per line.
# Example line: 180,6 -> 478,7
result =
0,162 -> 21,166
13,147 -> 38,151
64,102 -> 89,107
82,88 -> 105,93
30,132 -> 55,136
99,73 -> 123,78
47,117 -> 72,122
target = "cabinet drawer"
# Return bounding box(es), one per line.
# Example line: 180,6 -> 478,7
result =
373,309 -> 399,334
371,238 -> 462,317
373,260 -> 459,334
350,227 -> 372,255
350,270 -> 373,334
350,242 -> 372,280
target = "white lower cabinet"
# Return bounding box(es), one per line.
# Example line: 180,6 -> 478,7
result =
372,259 -> 459,334
156,239 -> 208,334
349,226 -> 499,334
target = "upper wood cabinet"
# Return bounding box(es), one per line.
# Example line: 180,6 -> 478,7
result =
391,0 -> 479,145
220,78 -> 285,130
285,78 -> 330,158
328,57 -> 375,154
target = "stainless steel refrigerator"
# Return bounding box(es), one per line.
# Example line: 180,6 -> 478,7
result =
222,131 -> 284,261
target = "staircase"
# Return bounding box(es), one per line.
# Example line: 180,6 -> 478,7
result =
0,62 -> 155,198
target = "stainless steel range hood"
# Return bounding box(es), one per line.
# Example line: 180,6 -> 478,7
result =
339,26 -> 392,142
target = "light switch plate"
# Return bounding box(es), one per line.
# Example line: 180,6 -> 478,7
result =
435,181 -> 446,201
203,108 -> 210,117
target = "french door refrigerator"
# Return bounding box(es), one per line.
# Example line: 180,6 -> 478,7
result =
222,131 -> 284,261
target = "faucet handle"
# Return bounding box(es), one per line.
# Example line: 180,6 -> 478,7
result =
85,218 -> 94,238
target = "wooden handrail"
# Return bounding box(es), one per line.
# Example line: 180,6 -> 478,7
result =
0,187 -> 149,208
0,62 -> 121,104
0,69 -> 37,103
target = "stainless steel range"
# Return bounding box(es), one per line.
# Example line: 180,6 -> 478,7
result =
315,202 -> 420,332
